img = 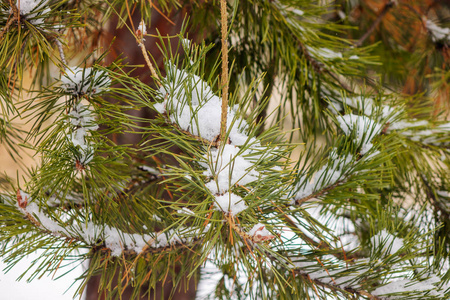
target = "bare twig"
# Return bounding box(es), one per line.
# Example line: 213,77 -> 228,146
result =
0,15 -> 16,41
219,0 -> 229,143
135,21 -> 161,86
354,0 -> 397,47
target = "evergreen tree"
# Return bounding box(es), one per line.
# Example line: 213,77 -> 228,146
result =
0,0 -> 449,299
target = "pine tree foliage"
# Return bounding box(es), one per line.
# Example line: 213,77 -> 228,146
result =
0,0 -> 449,299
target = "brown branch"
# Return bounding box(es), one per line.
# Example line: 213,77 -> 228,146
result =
354,0 -> 396,47
135,20 -> 160,87
0,15 -> 16,41
219,0 -> 229,143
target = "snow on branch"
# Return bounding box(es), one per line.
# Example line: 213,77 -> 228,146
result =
61,67 -> 111,96
67,102 -> 98,168
425,19 -> 450,45
337,114 -> 382,155
294,149 -> 354,205
13,0 -> 50,25
151,59 -> 284,246
370,229 -> 404,256
15,191 -> 206,256
155,63 -> 249,146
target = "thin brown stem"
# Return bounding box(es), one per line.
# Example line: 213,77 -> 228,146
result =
139,43 -> 160,86
0,15 -> 16,41
135,20 -> 161,86
354,0 -> 396,47
219,0 -> 229,143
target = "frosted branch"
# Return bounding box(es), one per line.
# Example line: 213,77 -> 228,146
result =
16,191 -> 207,257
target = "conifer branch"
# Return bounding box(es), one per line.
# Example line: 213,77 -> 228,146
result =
219,0 -> 229,143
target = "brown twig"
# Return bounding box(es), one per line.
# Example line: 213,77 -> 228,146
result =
135,20 -> 161,86
354,0 -> 397,47
219,0 -> 229,143
0,15 -> 16,41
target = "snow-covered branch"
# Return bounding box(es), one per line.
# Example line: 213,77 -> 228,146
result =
15,191 -> 206,257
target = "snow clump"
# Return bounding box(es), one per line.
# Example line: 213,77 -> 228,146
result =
61,67 -> 111,96
68,102 -> 98,165
294,149 -> 353,201
15,0 -> 50,25
202,144 -> 260,195
214,192 -> 247,215
155,63 -> 249,145
337,114 -> 382,155
371,229 -> 404,255
426,19 -> 450,44
247,223 -> 275,243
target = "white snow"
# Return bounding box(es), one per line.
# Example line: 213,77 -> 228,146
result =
426,19 -> 450,43
61,67 -> 111,95
342,95 -> 375,115
203,144 -> 259,195
156,63 -> 250,145
137,20 -> 146,36
69,103 -> 99,130
337,114 -> 382,155
371,229 -> 404,255
67,103 -> 98,165
388,119 -> 429,131
177,207 -> 195,216
307,46 -> 343,60
139,165 -> 160,175
437,191 -> 449,198
16,193 -> 205,256
15,0 -> 50,25
214,192 -> 247,215
294,149 -> 353,200
292,257 -> 369,289
247,223 -> 275,243
372,275 -> 444,297
182,38 -> 191,49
